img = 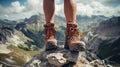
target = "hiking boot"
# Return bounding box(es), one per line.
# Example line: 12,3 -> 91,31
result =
65,23 -> 85,51
44,23 -> 57,51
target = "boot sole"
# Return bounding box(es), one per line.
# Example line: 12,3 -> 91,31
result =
69,43 -> 86,52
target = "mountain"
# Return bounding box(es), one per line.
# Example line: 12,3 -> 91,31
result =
0,18 -> 42,67
84,16 -> 120,66
0,19 -> 17,28
0,19 -> 39,50
77,15 -> 108,22
0,14 -> 113,46
15,14 -> 66,48
15,14 -> 109,48
0,19 -> 17,44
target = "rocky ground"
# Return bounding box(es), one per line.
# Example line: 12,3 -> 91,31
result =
23,48 -> 112,67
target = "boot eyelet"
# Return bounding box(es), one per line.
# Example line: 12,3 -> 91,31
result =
70,28 -> 74,32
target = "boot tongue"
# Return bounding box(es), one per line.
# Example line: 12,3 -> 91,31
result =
66,23 -> 81,41
44,23 -> 56,40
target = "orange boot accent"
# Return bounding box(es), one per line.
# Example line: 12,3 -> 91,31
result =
65,23 -> 85,51
44,23 -> 57,50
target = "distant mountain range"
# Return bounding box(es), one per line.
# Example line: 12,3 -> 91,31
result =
0,14 -> 112,49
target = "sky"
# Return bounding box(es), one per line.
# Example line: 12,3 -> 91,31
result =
0,0 -> 120,20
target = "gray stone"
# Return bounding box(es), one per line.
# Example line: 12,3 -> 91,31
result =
23,48 -> 111,67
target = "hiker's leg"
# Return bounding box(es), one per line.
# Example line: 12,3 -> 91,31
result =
64,0 -> 85,51
43,0 -> 57,51
43,0 -> 55,23
64,0 -> 76,23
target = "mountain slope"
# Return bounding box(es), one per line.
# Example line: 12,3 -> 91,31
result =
85,16 -> 120,65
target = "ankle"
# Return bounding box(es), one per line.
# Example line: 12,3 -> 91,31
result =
66,20 -> 76,24
46,21 -> 54,24
44,23 -> 54,27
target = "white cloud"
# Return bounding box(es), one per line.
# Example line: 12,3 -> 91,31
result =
0,0 -> 120,20
76,0 -> 120,4
0,0 -> 43,20
55,3 -> 64,17
55,1 -> 120,17
97,0 -> 120,3
56,0 -> 61,4
76,1 -> 120,17
25,0 -> 42,11
11,1 -> 21,7
4,14 -> 9,18
0,1 -> 25,14
11,1 -> 25,13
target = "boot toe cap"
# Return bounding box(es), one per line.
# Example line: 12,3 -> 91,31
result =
69,41 -> 86,51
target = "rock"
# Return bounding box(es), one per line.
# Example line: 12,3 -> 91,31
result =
23,48 -> 110,67
90,60 -> 106,67
47,53 -> 67,67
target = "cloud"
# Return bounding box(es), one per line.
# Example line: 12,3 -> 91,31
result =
55,1 -> 120,17
0,0 -> 43,20
0,1 -> 25,14
98,0 -> 120,3
0,0 -> 120,20
25,0 -> 42,11
55,4 -> 64,17
0,5 -> 12,14
78,1 -> 120,17
11,1 -> 25,13
4,14 -> 9,18
76,0 -> 120,4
